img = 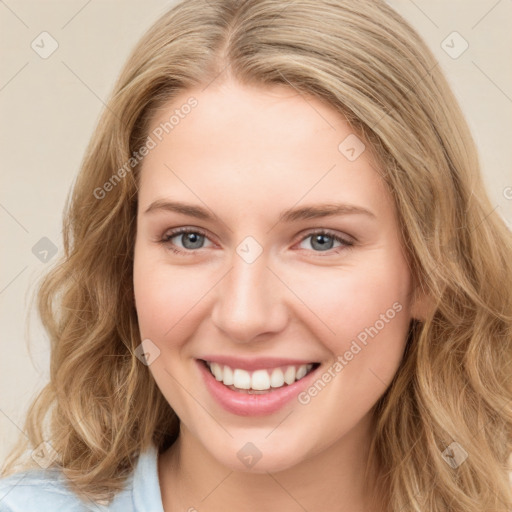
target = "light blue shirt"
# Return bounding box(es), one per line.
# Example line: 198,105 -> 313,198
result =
0,443 -> 164,511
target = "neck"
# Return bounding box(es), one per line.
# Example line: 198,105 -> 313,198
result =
158,412 -> 384,512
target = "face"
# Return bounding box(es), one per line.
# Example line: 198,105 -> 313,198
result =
133,78 -> 423,473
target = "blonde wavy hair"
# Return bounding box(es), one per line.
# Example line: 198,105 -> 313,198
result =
3,0 -> 512,510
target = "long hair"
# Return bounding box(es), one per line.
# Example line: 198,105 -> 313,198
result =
2,0 -> 511,509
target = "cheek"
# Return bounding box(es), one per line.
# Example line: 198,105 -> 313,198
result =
133,246 -> 217,340
292,258 -> 409,326
282,253 -> 412,377
291,266 -> 412,434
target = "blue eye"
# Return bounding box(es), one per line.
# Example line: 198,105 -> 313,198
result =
161,228 -> 211,253
299,231 -> 354,253
159,228 -> 354,256
173,231 -> 204,249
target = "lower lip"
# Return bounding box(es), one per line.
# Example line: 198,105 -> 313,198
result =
196,359 -> 319,416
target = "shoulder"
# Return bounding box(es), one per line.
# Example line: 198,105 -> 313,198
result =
0,468 -> 91,512
0,443 -> 163,512
0,469 -> 134,512
0,467 -> 133,512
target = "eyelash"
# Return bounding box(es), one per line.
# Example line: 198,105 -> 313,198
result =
159,227 -> 355,256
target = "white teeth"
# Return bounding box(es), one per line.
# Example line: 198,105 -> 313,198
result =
233,369 -> 251,389
270,368 -> 285,388
222,365 -> 234,385
296,365 -> 308,380
211,362 -> 223,381
251,369 -> 271,390
206,361 -> 314,391
284,366 -> 296,385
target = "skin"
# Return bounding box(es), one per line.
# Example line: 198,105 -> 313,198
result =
133,77 -> 427,512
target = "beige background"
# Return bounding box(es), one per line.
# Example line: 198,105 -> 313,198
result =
1,0 -> 511,464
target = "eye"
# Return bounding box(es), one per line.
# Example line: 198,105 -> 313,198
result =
160,227 -> 214,255
296,230 -> 354,255
159,227 -> 354,256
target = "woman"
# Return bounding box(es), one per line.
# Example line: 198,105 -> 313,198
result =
1,0 -> 511,510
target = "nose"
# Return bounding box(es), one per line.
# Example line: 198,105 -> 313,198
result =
210,250 -> 288,343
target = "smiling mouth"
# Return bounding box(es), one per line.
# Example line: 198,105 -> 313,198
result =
200,359 -> 320,394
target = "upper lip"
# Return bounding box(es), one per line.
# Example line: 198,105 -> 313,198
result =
198,356 -> 319,372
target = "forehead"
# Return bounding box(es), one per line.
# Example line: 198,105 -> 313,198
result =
145,80 -> 366,159
138,79 -> 393,222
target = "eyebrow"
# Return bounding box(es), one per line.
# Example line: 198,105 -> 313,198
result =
144,199 -> 376,222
